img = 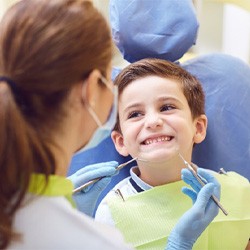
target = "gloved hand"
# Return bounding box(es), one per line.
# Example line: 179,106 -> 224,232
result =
67,161 -> 118,217
165,168 -> 220,250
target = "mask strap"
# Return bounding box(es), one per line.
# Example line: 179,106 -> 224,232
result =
81,79 -> 103,128
85,103 -> 103,127
100,75 -> 114,92
82,75 -> 115,128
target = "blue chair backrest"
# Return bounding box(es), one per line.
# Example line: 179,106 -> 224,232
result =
182,53 -> 250,179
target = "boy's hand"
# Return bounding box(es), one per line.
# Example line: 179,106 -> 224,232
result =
166,168 -> 220,250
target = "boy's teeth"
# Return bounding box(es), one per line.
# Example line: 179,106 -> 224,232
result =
145,136 -> 171,145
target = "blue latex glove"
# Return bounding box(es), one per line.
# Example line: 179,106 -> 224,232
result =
67,161 -> 118,217
165,168 -> 220,250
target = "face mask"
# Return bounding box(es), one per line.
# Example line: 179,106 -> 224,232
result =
75,77 -> 118,155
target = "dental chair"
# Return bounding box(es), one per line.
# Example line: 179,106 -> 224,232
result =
68,0 -> 250,211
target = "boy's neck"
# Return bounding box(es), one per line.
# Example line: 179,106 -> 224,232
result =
136,158 -> 185,186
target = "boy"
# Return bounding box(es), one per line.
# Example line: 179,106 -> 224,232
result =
95,58 -> 250,249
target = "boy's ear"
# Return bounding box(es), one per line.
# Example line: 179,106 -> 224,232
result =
193,114 -> 208,144
111,130 -> 129,157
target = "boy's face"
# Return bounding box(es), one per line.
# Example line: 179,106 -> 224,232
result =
112,76 -> 207,164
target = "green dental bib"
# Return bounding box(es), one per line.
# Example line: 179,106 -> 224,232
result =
108,172 -> 250,250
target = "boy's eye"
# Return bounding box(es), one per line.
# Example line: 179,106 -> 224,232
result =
160,104 -> 175,112
127,111 -> 142,119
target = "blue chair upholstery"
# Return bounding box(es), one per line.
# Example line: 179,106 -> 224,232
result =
182,53 -> 250,179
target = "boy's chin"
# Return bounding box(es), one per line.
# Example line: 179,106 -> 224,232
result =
139,149 -> 178,163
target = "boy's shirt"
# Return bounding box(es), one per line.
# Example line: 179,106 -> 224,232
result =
95,166 -> 250,250
95,166 -> 150,225
95,167 -> 140,226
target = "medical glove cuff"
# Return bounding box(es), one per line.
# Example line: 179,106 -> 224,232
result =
165,233 -> 195,250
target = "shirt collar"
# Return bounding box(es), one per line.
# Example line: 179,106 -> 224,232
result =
130,166 -> 152,192
28,173 -> 73,197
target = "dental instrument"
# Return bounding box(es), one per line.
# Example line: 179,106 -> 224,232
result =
72,157 -> 138,194
178,153 -> 228,216
218,168 -> 228,175
115,188 -> 125,201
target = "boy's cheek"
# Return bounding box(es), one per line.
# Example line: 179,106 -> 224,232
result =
115,144 -> 130,157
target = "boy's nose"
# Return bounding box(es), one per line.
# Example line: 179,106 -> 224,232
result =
145,113 -> 164,129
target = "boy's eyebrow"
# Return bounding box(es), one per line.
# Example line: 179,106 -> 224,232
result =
158,96 -> 181,103
123,103 -> 142,114
123,96 -> 182,113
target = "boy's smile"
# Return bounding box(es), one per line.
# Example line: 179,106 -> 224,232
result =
139,132 -> 175,152
142,135 -> 173,145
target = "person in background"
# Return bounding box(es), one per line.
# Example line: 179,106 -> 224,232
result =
0,0 -> 222,249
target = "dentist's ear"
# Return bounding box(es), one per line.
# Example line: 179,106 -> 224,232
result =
82,69 -> 102,107
193,114 -> 208,144
111,130 -> 129,157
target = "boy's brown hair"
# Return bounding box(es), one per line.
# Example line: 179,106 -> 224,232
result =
114,58 -> 205,132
